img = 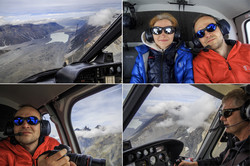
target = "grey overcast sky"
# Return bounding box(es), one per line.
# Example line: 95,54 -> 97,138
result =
0,0 -> 121,25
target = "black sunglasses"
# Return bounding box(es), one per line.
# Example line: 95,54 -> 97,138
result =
151,26 -> 175,35
196,23 -> 217,38
13,116 -> 41,126
219,107 -> 241,118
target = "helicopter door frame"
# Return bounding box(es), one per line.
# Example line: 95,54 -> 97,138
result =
234,11 -> 250,43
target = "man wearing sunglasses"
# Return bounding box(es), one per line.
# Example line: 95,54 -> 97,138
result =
192,14 -> 250,83
179,88 -> 250,166
0,106 -> 76,166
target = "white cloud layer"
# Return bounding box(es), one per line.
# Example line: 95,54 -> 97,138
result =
156,118 -> 174,128
147,95 -> 217,129
75,125 -> 121,138
88,8 -> 119,26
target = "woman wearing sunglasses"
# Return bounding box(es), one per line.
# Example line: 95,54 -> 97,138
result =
192,14 -> 250,83
130,12 -> 194,83
0,106 -> 76,166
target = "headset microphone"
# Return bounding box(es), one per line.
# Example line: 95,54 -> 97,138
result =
225,120 -> 247,128
203,45 -> 211,52
4,132 -> 23,137
209,119 -> 248,132
14,132 -> 23,136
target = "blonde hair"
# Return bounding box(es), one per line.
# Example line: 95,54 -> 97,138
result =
222,88 -> 249,107
149,13 -> 179,28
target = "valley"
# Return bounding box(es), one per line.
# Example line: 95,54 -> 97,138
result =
75,125 -> 122,166
0,14 -> 121,82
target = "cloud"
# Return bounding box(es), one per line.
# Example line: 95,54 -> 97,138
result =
75,125 -> 121,138
156,118 -> 174,127
148,94 -> 218,129
0,16 -> 6,25
146,101 -> 179,114
0,12 -> 92,25
87,8 -> 119,26
0,0 -> 120,15
174,95 -> 217,128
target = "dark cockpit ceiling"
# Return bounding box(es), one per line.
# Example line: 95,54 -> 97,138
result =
0,85 -> 75,110
0,85 -> 75,133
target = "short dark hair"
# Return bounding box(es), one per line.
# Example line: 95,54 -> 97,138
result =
15,105 -> 42,119
192,14 -> 219,34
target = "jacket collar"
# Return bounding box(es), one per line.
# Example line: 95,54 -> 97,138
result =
233,135 -> 250,151
198,40 -> 240,59
141,31 -> 164,52
141,31 -> 178,54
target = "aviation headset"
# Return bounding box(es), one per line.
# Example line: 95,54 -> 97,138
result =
240,99 -> 250,121
145,27 -> 181,43
4,107 -> 51,137
224,87 -> 250,122
240,85 -> 250,121
123,2 -> 136,29
192,14 -> 230,48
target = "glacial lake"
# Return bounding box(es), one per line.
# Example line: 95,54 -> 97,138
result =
47,32 -> 69,44
0,46 -> 9,50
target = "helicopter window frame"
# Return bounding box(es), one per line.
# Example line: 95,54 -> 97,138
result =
70,85 -> 122,166
43,113 -> 61,143
211,130 -> 227,158
245,19 -> 250,44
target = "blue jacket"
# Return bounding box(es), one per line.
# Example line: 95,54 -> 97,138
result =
130,43 -> 194,83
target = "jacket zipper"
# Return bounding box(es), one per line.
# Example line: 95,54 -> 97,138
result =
161,51 -> 164,82
226,61 -> 232,70
225,60 -> 239,82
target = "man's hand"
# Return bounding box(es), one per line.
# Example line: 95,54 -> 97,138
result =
37,149 -> 76,166
178,161 -> 198,166
70,161 -> 77,166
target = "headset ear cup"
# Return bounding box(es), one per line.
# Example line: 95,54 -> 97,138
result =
145,29 -> 154,43
174,28 -> 181,42
217,19 -> 230,36
192,36 -> 203,48
4,121 -> 14,136
40,120 -> 51,136
240,100 -> 250,121
241,100 -> 250,121
246,104 -> 250,121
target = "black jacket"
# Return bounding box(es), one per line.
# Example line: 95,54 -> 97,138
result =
198,136 -> 250,166
147,43 -> 176,83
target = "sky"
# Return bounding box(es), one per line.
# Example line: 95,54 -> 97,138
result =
71,85 -> 122,137
0,0 -> 121,25
123,84 -> 210,103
